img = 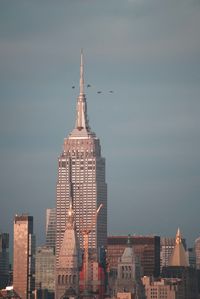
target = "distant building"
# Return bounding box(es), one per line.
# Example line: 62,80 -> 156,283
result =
160,237 -> 186,269
0,233 -> 9,289
35,246 -> 55,294
79,258 -> 105,297
142,276 -> 183,299
55,51 -> 107,268
46,208 -> 56,251
107,235 -> 160,277
111,237 -> 146,299
13,215 -> 35,299
56,202 -> 79,299
162,228 -> 198,299
186,247 -> 196,268
195,237 -> 200,269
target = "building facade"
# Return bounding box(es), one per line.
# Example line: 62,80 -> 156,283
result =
107,235 -> 160,277
112,240 -> 146,299
56,51 -> 107,262
46,208 -> 56,251
160,237 -> 186,270
142,276 -> 183,299
186,248 -> 196,268
162,229 -> 198,299
35,246 -> 55,293
56,202 -> 79,299
13,215 -> 35,299
195,237 -> 200,269
0,233 -> 9,289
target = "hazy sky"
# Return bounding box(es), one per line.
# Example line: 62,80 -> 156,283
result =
0,0 -> 200,247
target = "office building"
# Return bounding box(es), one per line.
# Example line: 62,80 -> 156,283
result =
195,237 -> 200,269
56,51 -> 107,262
160,237 -> 186,269
107,235 -> 160,277
46,208 -> 56,251
35,246 -> 55,294
162,229 -> 198,299
186,247 -> 196,268
142,276 -> 183,299
13,215 -> 35,299
111,238 -> 146,299
0,233 -> 9,289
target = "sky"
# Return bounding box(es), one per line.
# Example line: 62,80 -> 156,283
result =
0,0 -> 200,248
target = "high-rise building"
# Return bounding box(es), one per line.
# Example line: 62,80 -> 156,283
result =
160,237 -> 187,269
46,208 -> 56,250
56,51 -> 107,261
107,235 -> 160,277
195,237 -> 200,269
35,246 -> 55,293
13,215 -> 35,299
186,247 -> 196,268
0,233 -> 9,289
162,229 -> 198,299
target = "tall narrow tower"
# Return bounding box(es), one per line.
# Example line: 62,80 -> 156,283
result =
56,202 -> 79,299
56,51 -> 107,261
13,215 -> 35,299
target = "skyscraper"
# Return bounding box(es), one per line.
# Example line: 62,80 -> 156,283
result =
162,229 -> 198,299
56,51 -> 107,261
35,246 -> 55,293
13,215 -> 35,299
0,233 -> 9,289
160,236 -> 187,269
195,236 -> 200,269
46,208 -> 56,250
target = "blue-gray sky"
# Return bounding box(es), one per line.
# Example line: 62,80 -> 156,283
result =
0,0 -> 200,247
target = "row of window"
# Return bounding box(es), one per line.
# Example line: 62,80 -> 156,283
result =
57,274 -> 77,285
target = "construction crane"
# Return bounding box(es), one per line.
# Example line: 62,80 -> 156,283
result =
81,203 -> 103,294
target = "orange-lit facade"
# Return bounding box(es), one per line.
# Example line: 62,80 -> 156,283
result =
13,215 -> 35,299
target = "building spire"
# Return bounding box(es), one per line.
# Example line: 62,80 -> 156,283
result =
74,50 -> 90,132
169,228 -> 189,267
80,49 -> 84,95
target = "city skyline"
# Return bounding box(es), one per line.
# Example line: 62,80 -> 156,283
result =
1,0 -> 200,247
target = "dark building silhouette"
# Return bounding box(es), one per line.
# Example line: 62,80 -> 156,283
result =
0,233 -> 9,289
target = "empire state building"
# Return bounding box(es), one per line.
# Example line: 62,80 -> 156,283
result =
56,51 -> 107,260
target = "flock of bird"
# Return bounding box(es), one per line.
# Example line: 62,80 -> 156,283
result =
71,84 -> 114,94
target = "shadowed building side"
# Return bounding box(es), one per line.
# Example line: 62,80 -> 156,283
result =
0,233 -> 9,289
